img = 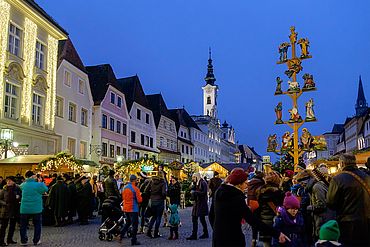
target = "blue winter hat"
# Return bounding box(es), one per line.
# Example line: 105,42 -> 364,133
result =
129,174 -> 137,182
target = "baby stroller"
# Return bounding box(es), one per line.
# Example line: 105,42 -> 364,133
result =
98,196 -> 131,241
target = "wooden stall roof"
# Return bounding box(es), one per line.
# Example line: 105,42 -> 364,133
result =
0,155 -> 54,164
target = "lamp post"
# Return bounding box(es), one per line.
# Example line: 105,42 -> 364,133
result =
0,128 -> 14,159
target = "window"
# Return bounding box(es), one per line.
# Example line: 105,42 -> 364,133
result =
64,70 -> 71,87
122,148 -> 127,158
207,96 -> 211,104
68,103 -> 76,122
166,139 -> 170,148
81,108 -> 88,126
117,96 -> 122,108
116,146 -> 121,156
80,142 -> 87,159
131,131 -> 136,143
102,114 -> 108,128
55,97 -> 63,117
190,147 -> 193,155
186,146 -> 189,154
160,137 -> 164,147
137,109 -> 141,120
110,144 -> 115,158
35,41 -> 45,70
145,113 -> 150,124
116,121 -> 121,133
141,134 -> 145,145
135,152 -> 140,160
4,82 -> 19,119
109,118 -> 115,131
181,145 -> 184,153
8,23 -> 21,57
67,138 -> 76,155
102,142 -> 107,157
184,132 -> 187,138
110,92 -> 115,104
150,137 -> 153,148
122,123 -> 127,136
78,79 -> 84,94
146,136 -> 149,146
32,93 -> 43,125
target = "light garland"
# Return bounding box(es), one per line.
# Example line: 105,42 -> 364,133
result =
45,35 -> 57,129
22,18 -> 37,123
38,152 -> 84,173
0,0 -> 10,117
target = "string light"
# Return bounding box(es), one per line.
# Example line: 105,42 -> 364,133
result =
22,18 -> 37,123
45,35 -> 58,129
0,0 -> 10,116
38,152 -> 84,173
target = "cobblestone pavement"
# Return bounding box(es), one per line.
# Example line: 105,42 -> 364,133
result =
9,207 -> 256,247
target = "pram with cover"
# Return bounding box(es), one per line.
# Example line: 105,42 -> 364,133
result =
98,196 -> 131,241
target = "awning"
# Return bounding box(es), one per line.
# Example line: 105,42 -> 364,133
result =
0,155 -> 54,164
77,159 -> 99,167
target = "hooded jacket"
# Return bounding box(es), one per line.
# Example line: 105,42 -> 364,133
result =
147,176 -> 166,201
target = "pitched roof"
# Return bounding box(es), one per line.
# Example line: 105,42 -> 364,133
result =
331,124 -> 344,134
24,0 -> 68,36
58,38 -> 86,73
86,64 -> 119,105
116,76 -> 148,111
146,94 -> 172,128
168,108 -> 201,131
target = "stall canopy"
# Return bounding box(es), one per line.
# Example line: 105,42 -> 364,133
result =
0,155 -> 54,177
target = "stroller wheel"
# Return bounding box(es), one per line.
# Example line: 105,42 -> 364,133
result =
106,233 -> 113,242
98,232 -> 105,241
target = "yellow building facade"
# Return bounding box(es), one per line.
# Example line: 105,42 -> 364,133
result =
0,0 -> 67,158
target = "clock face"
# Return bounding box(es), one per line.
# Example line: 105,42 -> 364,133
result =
205,88 -> 212,94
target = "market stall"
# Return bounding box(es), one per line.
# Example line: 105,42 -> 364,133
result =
0,154 -> 54,177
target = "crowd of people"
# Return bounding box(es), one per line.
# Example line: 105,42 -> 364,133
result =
0,153 -> 368,246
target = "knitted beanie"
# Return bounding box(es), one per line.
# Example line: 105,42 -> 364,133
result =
227,168 -> 248,185
319,220 -> 340,241
283,191 -> 300,209
264,171 -> 281,186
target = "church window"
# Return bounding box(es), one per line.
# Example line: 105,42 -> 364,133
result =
207,96 -> 211,104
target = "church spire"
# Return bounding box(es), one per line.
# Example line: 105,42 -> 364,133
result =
204,47 -> 216,86
355,75 -> 368,116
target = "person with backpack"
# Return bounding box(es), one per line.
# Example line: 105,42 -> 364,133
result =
167,204 -> 180,240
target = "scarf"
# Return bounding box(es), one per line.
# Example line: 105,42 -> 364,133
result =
279,207 -> 299,226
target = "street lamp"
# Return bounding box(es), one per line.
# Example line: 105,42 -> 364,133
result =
1,128 -> 13,159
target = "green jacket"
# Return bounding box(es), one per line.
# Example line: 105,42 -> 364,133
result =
20,178 -> 48,214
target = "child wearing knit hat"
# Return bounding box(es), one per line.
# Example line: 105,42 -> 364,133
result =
272,192 -> 305,246
315,220 -> 342,247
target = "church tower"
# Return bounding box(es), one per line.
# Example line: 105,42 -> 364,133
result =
355,75 -> 368,116
202,48 -> 219,119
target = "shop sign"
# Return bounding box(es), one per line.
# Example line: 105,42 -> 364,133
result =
141,165 -> 154,172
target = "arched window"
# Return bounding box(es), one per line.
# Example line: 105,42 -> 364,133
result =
207,96 -> 211,104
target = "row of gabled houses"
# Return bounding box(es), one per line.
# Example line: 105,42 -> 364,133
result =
0,0 -> 261,169
315,76 -> 370,162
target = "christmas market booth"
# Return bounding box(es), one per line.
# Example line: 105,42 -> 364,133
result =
0,154 -> 54,177
199,162 -> 252,179
37,152 -> 98,178
116,158 -> 186,181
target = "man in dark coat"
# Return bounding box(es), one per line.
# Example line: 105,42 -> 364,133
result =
47,176 -> 69,227
0,176 -> 21,245
187,172 -> 209,240
138,172 -> 150,233
327,153 -> 370,247
103,170 -> 121,199
64,174 -> 77,224
76,176 -> 92,225
208,171 -> 222,199
210,168 -> 288,247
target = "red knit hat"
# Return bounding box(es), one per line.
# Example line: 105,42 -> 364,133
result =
283,192 -> 300,209
226,168 -> 248,185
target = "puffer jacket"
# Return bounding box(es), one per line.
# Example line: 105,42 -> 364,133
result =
103,176 -> 121,199
0,184 -> 21,218
20,178 -> 48,214
256,182 -> 285,240
122,182 -> 142,213
327,165 -> 370,246
147,176 -> 166,201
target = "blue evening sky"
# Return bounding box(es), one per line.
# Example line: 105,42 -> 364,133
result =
38,0 -> 370,156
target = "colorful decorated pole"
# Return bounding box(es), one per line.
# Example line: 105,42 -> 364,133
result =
267,26 -> 326,172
